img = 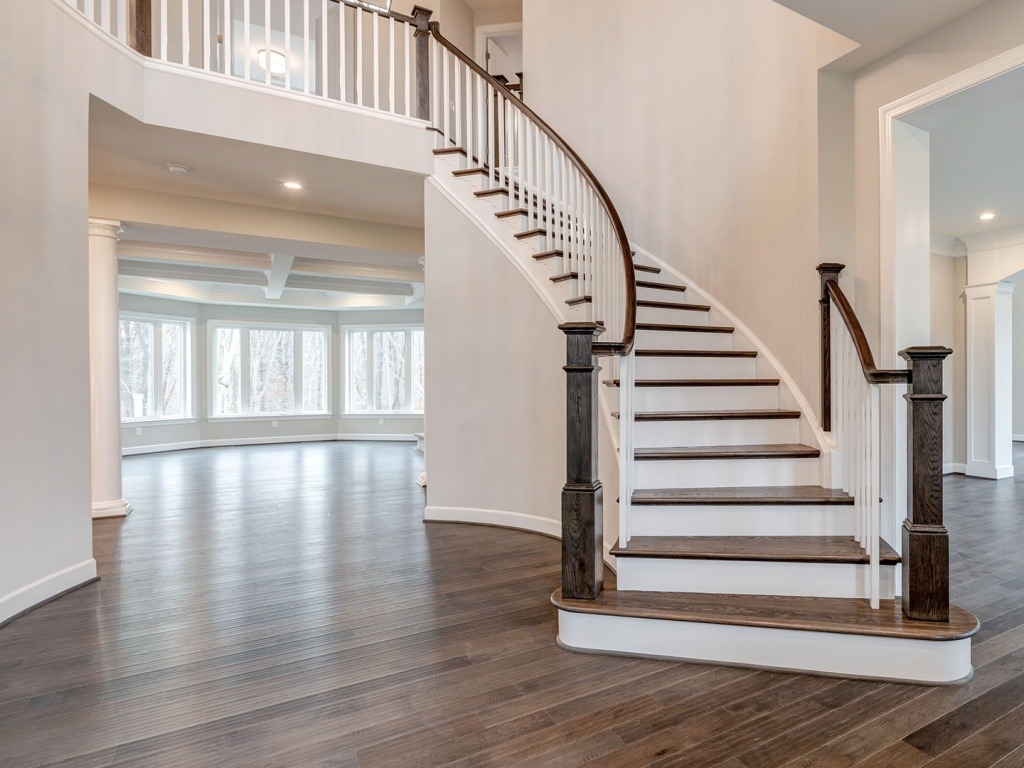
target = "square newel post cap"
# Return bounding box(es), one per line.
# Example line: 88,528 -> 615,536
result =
411,6 -> 433,31
559,322 -> 605,337
898,346 -> 953,362
816,263 -> 846,276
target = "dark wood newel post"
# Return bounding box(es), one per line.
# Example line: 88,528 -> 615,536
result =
899,346 -> 953,622
411,7 -> 434,121
816,263 -> 844,432
129,0 -> 152,57
560,322 -> 604,600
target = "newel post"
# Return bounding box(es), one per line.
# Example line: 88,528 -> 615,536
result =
129,0 -> 152,57
560,322 -> 604,600
411,7 -> 433,121
899,346 -> 953,621
816,263 -> 844,432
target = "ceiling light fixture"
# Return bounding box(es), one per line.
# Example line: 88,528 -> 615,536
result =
980,212 -> 996,221
167,164 -> 190,175
283,181 -> 303,190
258,49 -> 288,76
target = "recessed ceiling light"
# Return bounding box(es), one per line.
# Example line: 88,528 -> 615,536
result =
283,181 -> 303,190
980,212 -> 996,221
167,164 -> 189,175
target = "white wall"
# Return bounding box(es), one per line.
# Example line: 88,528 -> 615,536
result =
1015,286 -> 1024,440
930,254 -> 961,468
119,293 -> 424,453
850,0 -> 1024,360
524,0 -> 836,421
423,181 -> 619,547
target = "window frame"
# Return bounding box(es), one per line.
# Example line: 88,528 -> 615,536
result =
343,324 -> 424,417
118,311 -> 196,426
207,320 -> 333,421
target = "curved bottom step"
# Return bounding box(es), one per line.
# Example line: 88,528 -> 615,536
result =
552,589 -> 979,684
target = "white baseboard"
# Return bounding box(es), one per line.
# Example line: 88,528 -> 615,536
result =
424,506 -> 616,570
92,498 -> 133,519
123,434 -> 417,456
944,463 -> 967,475
965,460 -> 1015,480
1014,435 -> 1024,442
0,559 -> 98,628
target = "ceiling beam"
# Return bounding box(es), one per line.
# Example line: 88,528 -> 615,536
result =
118,241 -> 270,270
265,254 -> 295,300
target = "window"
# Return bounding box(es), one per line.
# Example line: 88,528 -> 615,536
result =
119,314 -> 193,422
212,324 -> 330,417
347,327 -> 424,414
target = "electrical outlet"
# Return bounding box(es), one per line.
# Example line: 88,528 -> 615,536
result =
379,418 -> 385,426
135,427 -> 142,436
272,421 -> 279,428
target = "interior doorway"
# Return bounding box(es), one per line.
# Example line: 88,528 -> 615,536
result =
475,23 -> 523,96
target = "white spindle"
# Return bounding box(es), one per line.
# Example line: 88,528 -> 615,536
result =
356,7 -> 363,105
203,0 -> 211,71
226,0 -> 234,76
86,0 -> 95,24
284,0 -> 291,89
100,0 -> 110,33
373,13 -> 380,110
405,23 -> 412,117
161,0 -> 169,61
338,2 -> 346,101
303,0 -> 309,92
619,349 -> 635,547
453,61 -> 462,149
243,0 -> 250,78
486,84 -> 495,183
263,0 -> 270,85
441,49 -> 450,142
869,383 -> 881,608
181,0 -> 189,66
117,0 -> 128,43
389,17 -> 396,113
321,0 -> 328,97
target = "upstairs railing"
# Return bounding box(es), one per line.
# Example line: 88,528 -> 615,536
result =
65,0 -> 431,120
818,264 -> 952,621
427,27 -> 637,601
67,0 -> 638,604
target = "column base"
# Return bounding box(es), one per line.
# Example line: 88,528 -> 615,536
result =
92,499 -> 133,519
965,461 -> 1015,480
415,472 -> 427,487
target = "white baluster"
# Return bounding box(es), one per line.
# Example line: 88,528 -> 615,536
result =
118,0 -> 128,43
243,0 -> 250,77
303,0 -> 309,92
284,0 -> 291,89
203,0 -> 211,71
619,349 -> 635,546
477,76 -> 486,173
226,0 -> 234,76
404,22 -> 412,117
86,0 -> 95,24
453,60 -> 462,149
496,95 -> 506,192
100,0 -> 110,33
181,0 -> 190,66
464,67 -> 473,164
869,383 -> 881,608
320,0 -> 328,96
161,0 -> 169,61
263,0 -> 270,85
441,49 -> 450,142
486,84 -> 495,185
372,12 -> 380,110
356,8 -> 364,105
389,17 -> 396,113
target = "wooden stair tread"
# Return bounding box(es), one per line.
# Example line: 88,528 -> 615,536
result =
551,589 -> 978,642
611,536 -> 901,565
433,147 -> 467,157
566,296 -> 593,306
452,166 -> 490,178
550,272 -> 578,283
636,349 -> 757,358
635,443 -> 820,461
605,378 -> 780,387
634,264 -> 661,274
637,300 -> 711,312
637,280 -> 687,292
626,409 -> 802,422
637,322 -> 733,333
632,485 -> 853,505
532,250 -> 564,261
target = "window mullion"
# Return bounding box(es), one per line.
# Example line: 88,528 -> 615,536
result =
367,331 -> 376,411
404,330 -> 413,413
152,321 -> 163,419
240,328 -> 251,415
294,330 -> 304,414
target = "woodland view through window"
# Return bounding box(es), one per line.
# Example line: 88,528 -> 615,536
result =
347,327 -> 424,414
213,324 -> 329,417
119,315 -> 192,422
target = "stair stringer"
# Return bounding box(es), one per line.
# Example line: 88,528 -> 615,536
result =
427,167 -> 622,570
629,244 -> 837,490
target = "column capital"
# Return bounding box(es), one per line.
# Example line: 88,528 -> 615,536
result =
963,281 -> 1015,298
88,218 -> 123,239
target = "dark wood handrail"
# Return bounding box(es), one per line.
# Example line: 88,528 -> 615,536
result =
429,24 -> 637,357
824,281 -> 910,386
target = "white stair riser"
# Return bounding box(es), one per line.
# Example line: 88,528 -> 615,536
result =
638,285 -> 689,301
616,557 -> 896,600
629,504 -> 857,537
635,355 -> 756,380
557,611 -> 972,684
633,456 -> 819,487
632,385 -> 778,412
635,330 -> 734,351
637,307 -> 712,325
633,418 -> 801,448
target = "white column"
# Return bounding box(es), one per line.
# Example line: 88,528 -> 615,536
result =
89,219 -> 132,518
965,282 -> 1015,480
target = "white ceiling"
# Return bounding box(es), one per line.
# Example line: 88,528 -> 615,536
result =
90,101 -> 426,228
772,0 -> 993,72
898,65 -> 1024,241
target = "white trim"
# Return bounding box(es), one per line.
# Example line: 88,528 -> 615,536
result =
340,413 -> 424,419
944,463 -> 968,474
473,22 -> 523,69
123,441 -> 203,456
960,223 -> 1024,254
122,433 -> 418,455
1014,435 -> 1024,442
424,506 -> 617,569
122,417 -> 198,428
92,498 -> 133,518
965,461 -> 1015,480
0,559 -> 98,628
556,610 -> 973,685
206,413 -> 333,423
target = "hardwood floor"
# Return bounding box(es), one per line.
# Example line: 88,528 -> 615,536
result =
1,441 -> 1024,767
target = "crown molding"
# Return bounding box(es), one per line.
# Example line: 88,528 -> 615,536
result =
960,224 -> 1024,254
930,234 -> 967,258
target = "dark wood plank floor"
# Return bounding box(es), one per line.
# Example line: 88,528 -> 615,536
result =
1,441 -> 1023,767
